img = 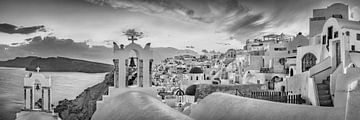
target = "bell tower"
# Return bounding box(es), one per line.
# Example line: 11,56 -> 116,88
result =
113,38 -> 153,88
23,67 -> 52,111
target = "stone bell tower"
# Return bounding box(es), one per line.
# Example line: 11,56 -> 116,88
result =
113,37 -> 153,88
23,67 -> 52,111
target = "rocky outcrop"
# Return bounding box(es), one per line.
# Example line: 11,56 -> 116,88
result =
54,71 -> 114,120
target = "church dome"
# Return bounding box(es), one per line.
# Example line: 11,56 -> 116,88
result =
185,85 -> 197,96
189,67 -> 203,74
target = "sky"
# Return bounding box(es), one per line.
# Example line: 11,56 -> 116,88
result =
1,0 -> 360,63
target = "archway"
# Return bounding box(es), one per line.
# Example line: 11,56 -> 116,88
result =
33,79 -> 42,110
302,53 -> 317,72
126,49 -> 142,87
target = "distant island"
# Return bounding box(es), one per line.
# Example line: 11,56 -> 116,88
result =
0,56 -> 114,73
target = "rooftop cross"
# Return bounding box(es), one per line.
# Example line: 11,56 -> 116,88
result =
128,36 -> 137,43
36,66 -> 40,73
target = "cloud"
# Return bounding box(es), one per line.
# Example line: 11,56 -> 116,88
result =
84,0 -> 269,41
0,23 -> 47,34
85,0 -> 200,22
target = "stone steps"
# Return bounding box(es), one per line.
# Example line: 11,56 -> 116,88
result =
318,94 -> 331,101
317,78 -> 333,107
96,86 -> 115,110
323,80 -> 330,85
318,90 -> 330,95
319,99 -> 333,107
317,84 -> 329,90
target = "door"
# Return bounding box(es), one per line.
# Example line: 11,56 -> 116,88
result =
138,59 -> 143,87
336,42 -> 341,67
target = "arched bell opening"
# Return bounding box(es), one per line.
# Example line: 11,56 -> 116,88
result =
126,49 -> 142,87
33,79 -> 42,110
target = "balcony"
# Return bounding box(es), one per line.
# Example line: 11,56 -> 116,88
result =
260,67 -> 272,73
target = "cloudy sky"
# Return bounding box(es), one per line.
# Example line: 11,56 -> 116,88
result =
1,0 -> 360,63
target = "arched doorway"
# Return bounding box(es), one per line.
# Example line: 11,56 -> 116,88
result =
302,53 -> 317,72
289,69 -> 294,76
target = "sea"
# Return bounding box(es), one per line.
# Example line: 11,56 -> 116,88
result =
0,67 -> 107,120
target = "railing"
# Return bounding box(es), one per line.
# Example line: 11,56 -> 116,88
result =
260,67 -> 272,73
235,90 -> 304,104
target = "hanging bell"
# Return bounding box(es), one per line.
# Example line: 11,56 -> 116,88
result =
36,84 -> 40,90
129,57 -> 136,67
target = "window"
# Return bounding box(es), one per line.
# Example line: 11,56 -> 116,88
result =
346,31 -> 350,36
328,26 -> 333,40
357,34 -> 360,40
322,35 -> 326,45
293,50 -> 297,53
274,47 -> 287,51
196,76 -> 198,80
334,31 -> 338,38
302,53 -> 317,72
190,76 -> 192,80
352,45 -> 355,51
332,14 -> 343,19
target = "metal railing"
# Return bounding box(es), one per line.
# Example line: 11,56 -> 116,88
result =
235,90 -> 304,104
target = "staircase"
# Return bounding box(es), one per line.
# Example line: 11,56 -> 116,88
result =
317,77 -> 333,107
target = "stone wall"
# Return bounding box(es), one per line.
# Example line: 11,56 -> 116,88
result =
195,84 -> 264,101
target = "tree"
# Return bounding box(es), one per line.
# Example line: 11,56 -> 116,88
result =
279,58 -> 287,73
123,29 -> 144,42
201,49 -> 208,53
279,58 -> 286,66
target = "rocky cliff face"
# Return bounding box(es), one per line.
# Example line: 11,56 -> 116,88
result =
54,71 -> 114,120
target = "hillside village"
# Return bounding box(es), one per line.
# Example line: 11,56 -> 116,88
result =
15,2 -> 360,120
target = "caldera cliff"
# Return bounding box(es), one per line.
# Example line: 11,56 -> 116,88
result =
54,71 -> 114,120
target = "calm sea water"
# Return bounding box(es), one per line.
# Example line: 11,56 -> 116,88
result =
0,67 -> 107,120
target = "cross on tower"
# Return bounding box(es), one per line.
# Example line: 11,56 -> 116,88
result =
128,36 -> 137,43
36,66 -> 40,73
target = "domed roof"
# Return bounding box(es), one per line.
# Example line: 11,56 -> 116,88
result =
174,88 -> 185,96
91,91 -> 193,120
185,84 -> 197,96
189,67 -> 203,74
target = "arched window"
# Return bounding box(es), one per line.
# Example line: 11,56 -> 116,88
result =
302,53 -> 317,72
290,69 -> 294,76
196,76 -> 199,80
